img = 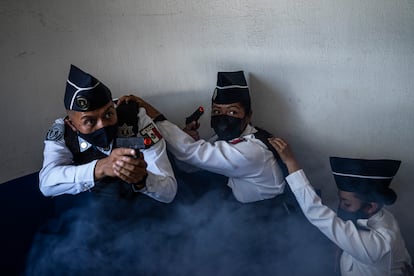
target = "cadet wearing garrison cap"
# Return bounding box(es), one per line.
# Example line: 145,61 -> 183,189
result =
39,65 -> 177,203
122,71 -> 286,203
330,157 -> 400,206
269,137 -> 412,276
64,65 -> 112,112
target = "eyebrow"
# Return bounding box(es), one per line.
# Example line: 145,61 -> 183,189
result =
104,105 -> 116,112
227,105 -> 242,109
79,114 -> 96,121
213,104 -> 242,109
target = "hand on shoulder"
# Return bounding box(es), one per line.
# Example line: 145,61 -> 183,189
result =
268,137 -> 301,174
117,94 -> 162,119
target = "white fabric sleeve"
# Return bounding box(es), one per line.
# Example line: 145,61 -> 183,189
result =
286,169 -> 391,264
39,120 -> 96,196
156,120 -> 267,178
137,108 -> 177,203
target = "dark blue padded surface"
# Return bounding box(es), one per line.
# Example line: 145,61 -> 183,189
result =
1,170 -> 334,276
0,173 -> 54,275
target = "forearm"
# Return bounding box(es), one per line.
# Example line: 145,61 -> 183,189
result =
285,159 -> 301,174
286,170 -> 386,263
40,140 -> 97,196
156,120 -> 264,177
39,161 -> 96,196
267,137 -> 300,174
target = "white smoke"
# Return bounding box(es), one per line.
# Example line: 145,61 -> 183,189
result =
24,171 -> 334,276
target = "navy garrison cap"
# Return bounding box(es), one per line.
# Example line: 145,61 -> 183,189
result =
212,71 -> 251,112
64,65 -> 112,111
330,157 -> 401,205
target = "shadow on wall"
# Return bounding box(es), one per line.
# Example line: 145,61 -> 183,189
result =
1,169 -> 335,276
248,72 -> 293,135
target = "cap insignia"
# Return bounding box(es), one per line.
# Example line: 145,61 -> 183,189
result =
75,96 -> 90,111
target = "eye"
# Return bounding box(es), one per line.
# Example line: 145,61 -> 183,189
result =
84,119 -> 96,126
212,109 -> 221,115
228,110 -> 237,116
104,110 -> 115,119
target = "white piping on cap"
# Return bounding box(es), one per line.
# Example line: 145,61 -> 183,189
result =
67,79 -> 100,110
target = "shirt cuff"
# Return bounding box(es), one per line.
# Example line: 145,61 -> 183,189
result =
285,169 -> 310,192
75,160 -> 97,191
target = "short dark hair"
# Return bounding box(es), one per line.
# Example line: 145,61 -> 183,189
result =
354,190 -> 386,208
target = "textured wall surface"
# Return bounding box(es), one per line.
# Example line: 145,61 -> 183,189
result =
1,0 -> 413,257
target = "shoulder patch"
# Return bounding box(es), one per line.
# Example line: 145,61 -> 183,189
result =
46,122 -> 64,141
139,122 -> 162,146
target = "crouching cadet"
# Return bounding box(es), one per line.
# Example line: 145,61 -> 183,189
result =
269,137 -> 411,276
39,65 -> 177,203
119,71 -> 286,203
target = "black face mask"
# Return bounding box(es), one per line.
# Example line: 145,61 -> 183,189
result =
78,124 -> 118,148
211,115 -> 245,141
337,205 -> 369,226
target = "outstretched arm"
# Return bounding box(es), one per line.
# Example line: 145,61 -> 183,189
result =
268,137 -> 393,265
268,137 -> 301,174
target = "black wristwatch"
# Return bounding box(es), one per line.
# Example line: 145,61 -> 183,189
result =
153,114 -> 167,122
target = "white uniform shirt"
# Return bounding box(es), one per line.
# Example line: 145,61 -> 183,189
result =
286,169 -> 411,276
39,107 -> 177,203
156,120 -> 285,203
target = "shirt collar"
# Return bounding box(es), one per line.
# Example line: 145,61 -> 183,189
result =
77,136 -> 113,155
356,209 -> 384,230
241,124 -> 257,136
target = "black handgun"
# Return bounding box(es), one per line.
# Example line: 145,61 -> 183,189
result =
115,137 -> 150,150
185,106 -> 204,125
115,137 -> 151,159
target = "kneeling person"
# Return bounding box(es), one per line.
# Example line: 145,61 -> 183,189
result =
124,71 -> 286,203
269,137 -> 411,275
39,65 -> 177,203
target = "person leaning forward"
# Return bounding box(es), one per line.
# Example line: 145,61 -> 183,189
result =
269,137 -> 412,276
118,71 -> 286,203
39,65 -> 177,203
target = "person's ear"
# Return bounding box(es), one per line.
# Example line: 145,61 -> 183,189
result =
243,110 -> 252,124
64,117 -> 78,132
364,202 -> 380,216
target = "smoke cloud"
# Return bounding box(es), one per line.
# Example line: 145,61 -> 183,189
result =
24,171 -> 334,276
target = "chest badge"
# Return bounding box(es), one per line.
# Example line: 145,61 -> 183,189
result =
118,123 -> 135,138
